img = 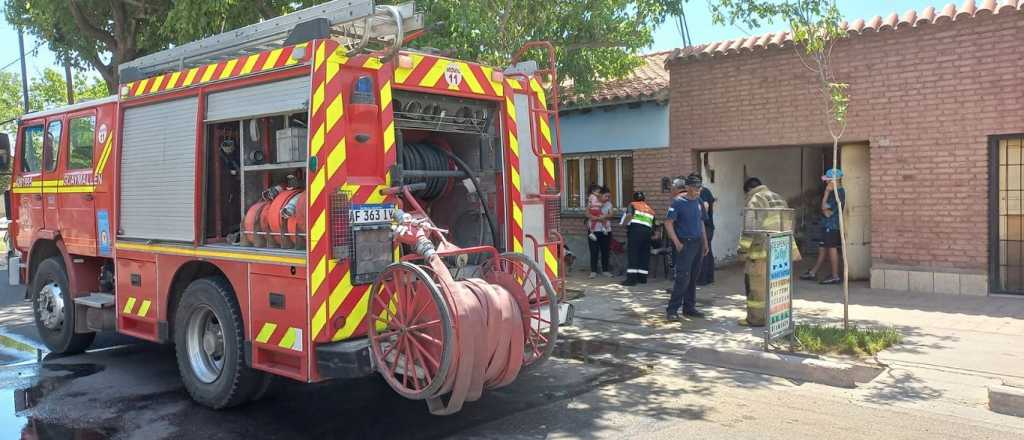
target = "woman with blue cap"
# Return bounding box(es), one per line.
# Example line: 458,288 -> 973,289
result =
801,168 -> 846,284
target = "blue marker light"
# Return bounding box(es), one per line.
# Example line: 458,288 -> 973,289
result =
352,75 -> 375,104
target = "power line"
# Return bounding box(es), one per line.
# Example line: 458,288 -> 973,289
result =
0,40 -> 45,73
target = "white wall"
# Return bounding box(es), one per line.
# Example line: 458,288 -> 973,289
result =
702,147 -> 825,262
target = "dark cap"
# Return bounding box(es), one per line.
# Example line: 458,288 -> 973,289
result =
633,191 -> 646,201
685,174 -> 702,187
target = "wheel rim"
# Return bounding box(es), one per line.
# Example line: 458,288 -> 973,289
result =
367,262 -> 453,400
186,305 -> 225,384
480,253 -> 559,367
37,282 -> 65,331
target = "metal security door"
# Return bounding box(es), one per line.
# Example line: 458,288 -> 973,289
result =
991,135 -> 1024,294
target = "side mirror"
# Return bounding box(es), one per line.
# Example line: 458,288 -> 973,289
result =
0,133 -> 9,173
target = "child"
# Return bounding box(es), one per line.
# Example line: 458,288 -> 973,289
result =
586,185 -> 614,278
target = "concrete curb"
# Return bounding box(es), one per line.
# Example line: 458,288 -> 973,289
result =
989,383 -> 1024,417
684,346 -> 884,388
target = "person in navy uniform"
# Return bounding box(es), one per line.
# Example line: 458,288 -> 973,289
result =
691,173 -> 716,286
664,175 -> 709,320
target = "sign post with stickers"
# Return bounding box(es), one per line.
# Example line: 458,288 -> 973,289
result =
764,231 -> 795,350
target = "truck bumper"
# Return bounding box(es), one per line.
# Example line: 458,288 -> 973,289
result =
316,338 -> 375,381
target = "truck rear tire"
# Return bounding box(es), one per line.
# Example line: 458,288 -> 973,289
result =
173,277 -> 263,409
32,257 -> 95,354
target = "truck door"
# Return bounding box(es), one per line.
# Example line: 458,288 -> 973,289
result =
14,124 -> 45,250
510,89 -> 547,266
42,118 -> 64,230
60,112 -> 99,255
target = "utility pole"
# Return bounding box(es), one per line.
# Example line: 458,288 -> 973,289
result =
64,59 -> 75,105
17,28 -> 30,113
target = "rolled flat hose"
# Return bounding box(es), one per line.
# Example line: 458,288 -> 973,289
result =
263,188 -> 301,248
423,257 -> 525,415
368,255 -> 530,416
286,192 -> 307,249
242,201 -> 270,247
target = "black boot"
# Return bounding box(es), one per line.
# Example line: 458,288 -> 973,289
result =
622,273 -> 638,286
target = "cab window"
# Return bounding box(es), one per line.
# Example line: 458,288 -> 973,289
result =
44,120 -> 62,172
20,125 -> 44,173
69,116 -> 96,170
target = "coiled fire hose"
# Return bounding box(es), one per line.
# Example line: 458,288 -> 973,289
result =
367,208 -> 554,415
421,256 -> 525,415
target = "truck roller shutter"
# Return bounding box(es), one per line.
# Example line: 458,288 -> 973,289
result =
120,97 -> 199,242
206,76 -> 310,122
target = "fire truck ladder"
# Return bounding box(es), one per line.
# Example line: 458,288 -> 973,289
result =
118,0 -> 424,83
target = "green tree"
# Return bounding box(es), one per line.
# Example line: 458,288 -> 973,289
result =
709,0 -> 852,328
3,0 -> 314,93
0,71 -> 21,135
1,68 -> 110,136
396,0 -> 683,94
5,1 -> 679,96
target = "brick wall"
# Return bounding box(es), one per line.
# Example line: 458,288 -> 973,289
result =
633,147 -> 675,215
667,12 -> 1024,273
558,147 -> 675,271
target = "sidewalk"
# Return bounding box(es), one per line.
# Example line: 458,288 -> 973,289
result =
561,264 -> 1024,421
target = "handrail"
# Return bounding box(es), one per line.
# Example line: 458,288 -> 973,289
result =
507,41 -> 564,198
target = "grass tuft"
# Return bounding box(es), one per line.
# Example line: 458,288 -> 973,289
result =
794,324 -> 901,356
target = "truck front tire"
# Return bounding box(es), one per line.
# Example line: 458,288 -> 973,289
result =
173,277 -> 264,409
31,257 -> 95,354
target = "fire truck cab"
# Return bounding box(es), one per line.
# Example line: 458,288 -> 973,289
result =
3,0 -> 566,413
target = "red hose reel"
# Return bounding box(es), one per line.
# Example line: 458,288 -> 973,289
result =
365,186 -> 558,415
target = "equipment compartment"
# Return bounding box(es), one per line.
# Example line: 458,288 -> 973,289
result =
391,91 -> 504,252
203,112 -> 308,251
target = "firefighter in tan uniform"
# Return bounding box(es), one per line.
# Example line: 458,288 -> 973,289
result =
738,177 -> 801,326
621,191 -> 656,286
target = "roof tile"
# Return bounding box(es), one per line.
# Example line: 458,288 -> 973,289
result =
668,0 -> 1022,64
561,51 -> 671,107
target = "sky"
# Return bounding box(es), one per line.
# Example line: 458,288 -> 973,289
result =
0,0 -> 944,85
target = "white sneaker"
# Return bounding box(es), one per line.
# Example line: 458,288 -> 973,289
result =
589,272 -> 597,279
602,272 -> 614,278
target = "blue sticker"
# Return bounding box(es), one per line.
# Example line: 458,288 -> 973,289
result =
97,210 -> 111,256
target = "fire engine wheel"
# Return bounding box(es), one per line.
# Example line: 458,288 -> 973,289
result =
367,262 -> 454,400
480,252 -> 559,368
174,277 -> 264,409
31,257 -> 95,354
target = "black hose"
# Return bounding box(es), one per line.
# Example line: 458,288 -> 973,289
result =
399,141 -> 500,250
400,142 -> 450,200
422,142 -> 500,251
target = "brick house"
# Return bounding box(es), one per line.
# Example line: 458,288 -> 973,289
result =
664,1 -> 1024,295
558,52 -> 677,274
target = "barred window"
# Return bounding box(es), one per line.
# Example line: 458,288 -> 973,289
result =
562,152 -> 633,210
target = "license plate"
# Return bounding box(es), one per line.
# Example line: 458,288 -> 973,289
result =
351,204 -> 394,225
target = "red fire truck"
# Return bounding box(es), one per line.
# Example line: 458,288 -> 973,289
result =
1,1 -> 568,414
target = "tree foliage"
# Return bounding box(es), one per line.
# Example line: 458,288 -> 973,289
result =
395,0 -> 683,94
0,68 -> 108,135
3,1 -> 318,92
4,0 -> 679,96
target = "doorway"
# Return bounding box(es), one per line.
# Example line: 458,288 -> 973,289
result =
990,134 -> 1024,294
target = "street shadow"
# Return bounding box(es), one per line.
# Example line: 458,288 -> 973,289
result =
863,368 -> 943,404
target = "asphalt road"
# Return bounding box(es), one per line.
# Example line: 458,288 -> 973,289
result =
0,268 -> 643,440
3,267 -> 1024,440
